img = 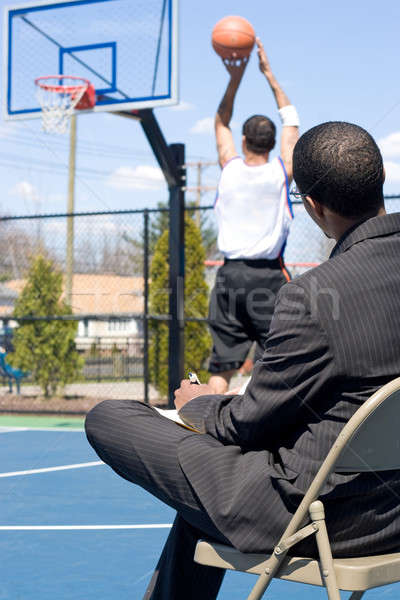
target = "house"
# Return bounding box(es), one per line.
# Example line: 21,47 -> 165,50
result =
0,283 -> 18,314
2,274 -> 145,352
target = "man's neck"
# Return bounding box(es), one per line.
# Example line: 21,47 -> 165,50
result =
243,151 -> 269,166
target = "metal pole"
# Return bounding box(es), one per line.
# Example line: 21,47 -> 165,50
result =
66,114 -> 77,306
168,143 -> 185,406
195,162 -> 202,227
116,109 -> 184,405
143,209 -> 149,405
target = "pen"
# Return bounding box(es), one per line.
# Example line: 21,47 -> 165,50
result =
188,371 -> 201,385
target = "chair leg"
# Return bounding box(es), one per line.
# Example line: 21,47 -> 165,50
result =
16,379 -> 20,395
246,568 -> 275,600
8,379 -> 12,393
245,552 -> 285,600
349,593 -> 365,600
309,501 -> 341,600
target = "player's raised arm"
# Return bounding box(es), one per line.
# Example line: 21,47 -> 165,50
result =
256,38 -> 299,181
215,57 -> 248,168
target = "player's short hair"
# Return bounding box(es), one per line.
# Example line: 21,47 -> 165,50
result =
242,115 -> 276,154
293,121 -> 384,218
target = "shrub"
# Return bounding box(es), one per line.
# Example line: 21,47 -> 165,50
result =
8,255 -> 83,397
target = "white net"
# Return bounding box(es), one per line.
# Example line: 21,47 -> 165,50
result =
35,76 -> 88,134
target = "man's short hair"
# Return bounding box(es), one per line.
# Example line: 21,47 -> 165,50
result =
293,121 -> 384,218
242,115 -> 276,154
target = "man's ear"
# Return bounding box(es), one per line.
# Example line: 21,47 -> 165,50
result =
383,166 -> 386,183
303,195 -> 324,219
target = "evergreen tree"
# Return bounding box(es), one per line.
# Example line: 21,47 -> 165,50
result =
8,255 -> 83,397
148,201 -> 217,257
149,215 -> 211,397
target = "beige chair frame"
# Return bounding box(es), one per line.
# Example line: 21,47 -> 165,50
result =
194,377 -> 400,600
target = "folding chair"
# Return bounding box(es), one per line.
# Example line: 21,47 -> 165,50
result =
0,352 -> 29,394
194,377 -> 400,600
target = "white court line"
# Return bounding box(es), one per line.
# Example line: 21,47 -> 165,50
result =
0,524 -> 172,531
0,427 -> 83,433
0,427 -> 29,433
21,427 -> 84,432
0,461 -> 103,478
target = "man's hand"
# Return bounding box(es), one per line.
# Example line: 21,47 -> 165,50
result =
174,379 -> 215,411
256,38 -> 272,78
221,55 -> 249,82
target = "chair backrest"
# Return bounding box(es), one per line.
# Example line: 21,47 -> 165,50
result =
335,379 -> 400,472
276,378 -> 400,544
311,377 -> 400,497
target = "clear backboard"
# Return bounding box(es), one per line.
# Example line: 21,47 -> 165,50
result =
3,0 -> 178,120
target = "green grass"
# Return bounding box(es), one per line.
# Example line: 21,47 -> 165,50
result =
0,414 -> 84,429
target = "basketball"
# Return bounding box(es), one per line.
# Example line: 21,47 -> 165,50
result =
211,16 -> 255,59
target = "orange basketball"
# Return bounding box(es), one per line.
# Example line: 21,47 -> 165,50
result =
211,16 -> 255,59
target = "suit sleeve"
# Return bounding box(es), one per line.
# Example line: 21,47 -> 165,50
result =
179,281 -> 335,449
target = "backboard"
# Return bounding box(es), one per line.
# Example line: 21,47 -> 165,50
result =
3,0 -> 178,120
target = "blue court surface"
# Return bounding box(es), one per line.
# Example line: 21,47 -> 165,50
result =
0,425 -> 399,599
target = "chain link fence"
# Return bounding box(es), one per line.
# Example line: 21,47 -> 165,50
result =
0,209 -> 154,402
0,196 -> 398,404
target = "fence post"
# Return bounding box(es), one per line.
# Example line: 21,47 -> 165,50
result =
3,319 -> 11,352
143,209 -> 149,404
66,114 -> 77,306
168,143 -> 185,406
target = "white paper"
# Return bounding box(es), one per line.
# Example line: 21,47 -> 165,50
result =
153,407 -> 187,426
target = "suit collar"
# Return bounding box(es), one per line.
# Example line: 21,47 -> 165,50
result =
330,213 -> 400,258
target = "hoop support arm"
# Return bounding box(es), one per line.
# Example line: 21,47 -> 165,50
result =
115,108 -> 181,188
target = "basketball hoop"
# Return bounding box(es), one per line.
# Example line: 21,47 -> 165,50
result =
35,75 -> 96,134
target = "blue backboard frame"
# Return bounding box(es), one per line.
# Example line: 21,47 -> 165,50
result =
3,0 -> 179,119
59,42 -> 117,95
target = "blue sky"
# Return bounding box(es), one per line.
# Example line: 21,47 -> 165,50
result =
1,0 -> 400,218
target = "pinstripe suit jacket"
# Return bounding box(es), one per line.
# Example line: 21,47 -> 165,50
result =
179,213 -> 400,557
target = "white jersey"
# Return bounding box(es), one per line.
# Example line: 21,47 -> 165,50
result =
214,156 -> 293,259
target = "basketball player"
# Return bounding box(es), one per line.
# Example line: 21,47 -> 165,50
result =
208,38 -> 300,393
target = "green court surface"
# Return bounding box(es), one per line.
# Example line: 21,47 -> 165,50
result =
0,414 -> 84,429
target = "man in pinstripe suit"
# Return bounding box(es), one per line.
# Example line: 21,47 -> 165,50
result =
86,122 -> 400,600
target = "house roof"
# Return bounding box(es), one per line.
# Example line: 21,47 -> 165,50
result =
4,274 -> 144,316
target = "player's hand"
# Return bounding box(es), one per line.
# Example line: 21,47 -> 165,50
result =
174,379 -> 215,410
222,55 -> 249,81
256,37 -> 272,77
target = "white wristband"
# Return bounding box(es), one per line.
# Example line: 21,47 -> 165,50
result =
278,105 -> 300,127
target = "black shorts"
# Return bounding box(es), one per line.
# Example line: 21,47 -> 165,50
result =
208,258 -> 290,374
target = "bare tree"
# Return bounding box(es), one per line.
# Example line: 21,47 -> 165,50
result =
0,220 -> 55,280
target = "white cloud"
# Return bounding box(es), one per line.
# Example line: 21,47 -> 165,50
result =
190,117 -> 239,135
384,161 -> 400,183
190,117 -> 214,135
378,132 -> 400,159
10,181 -> 39,200
107,165 -> 165,190
169,101 -> 195,111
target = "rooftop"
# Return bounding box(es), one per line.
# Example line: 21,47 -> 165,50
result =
2,273 -> 144,317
